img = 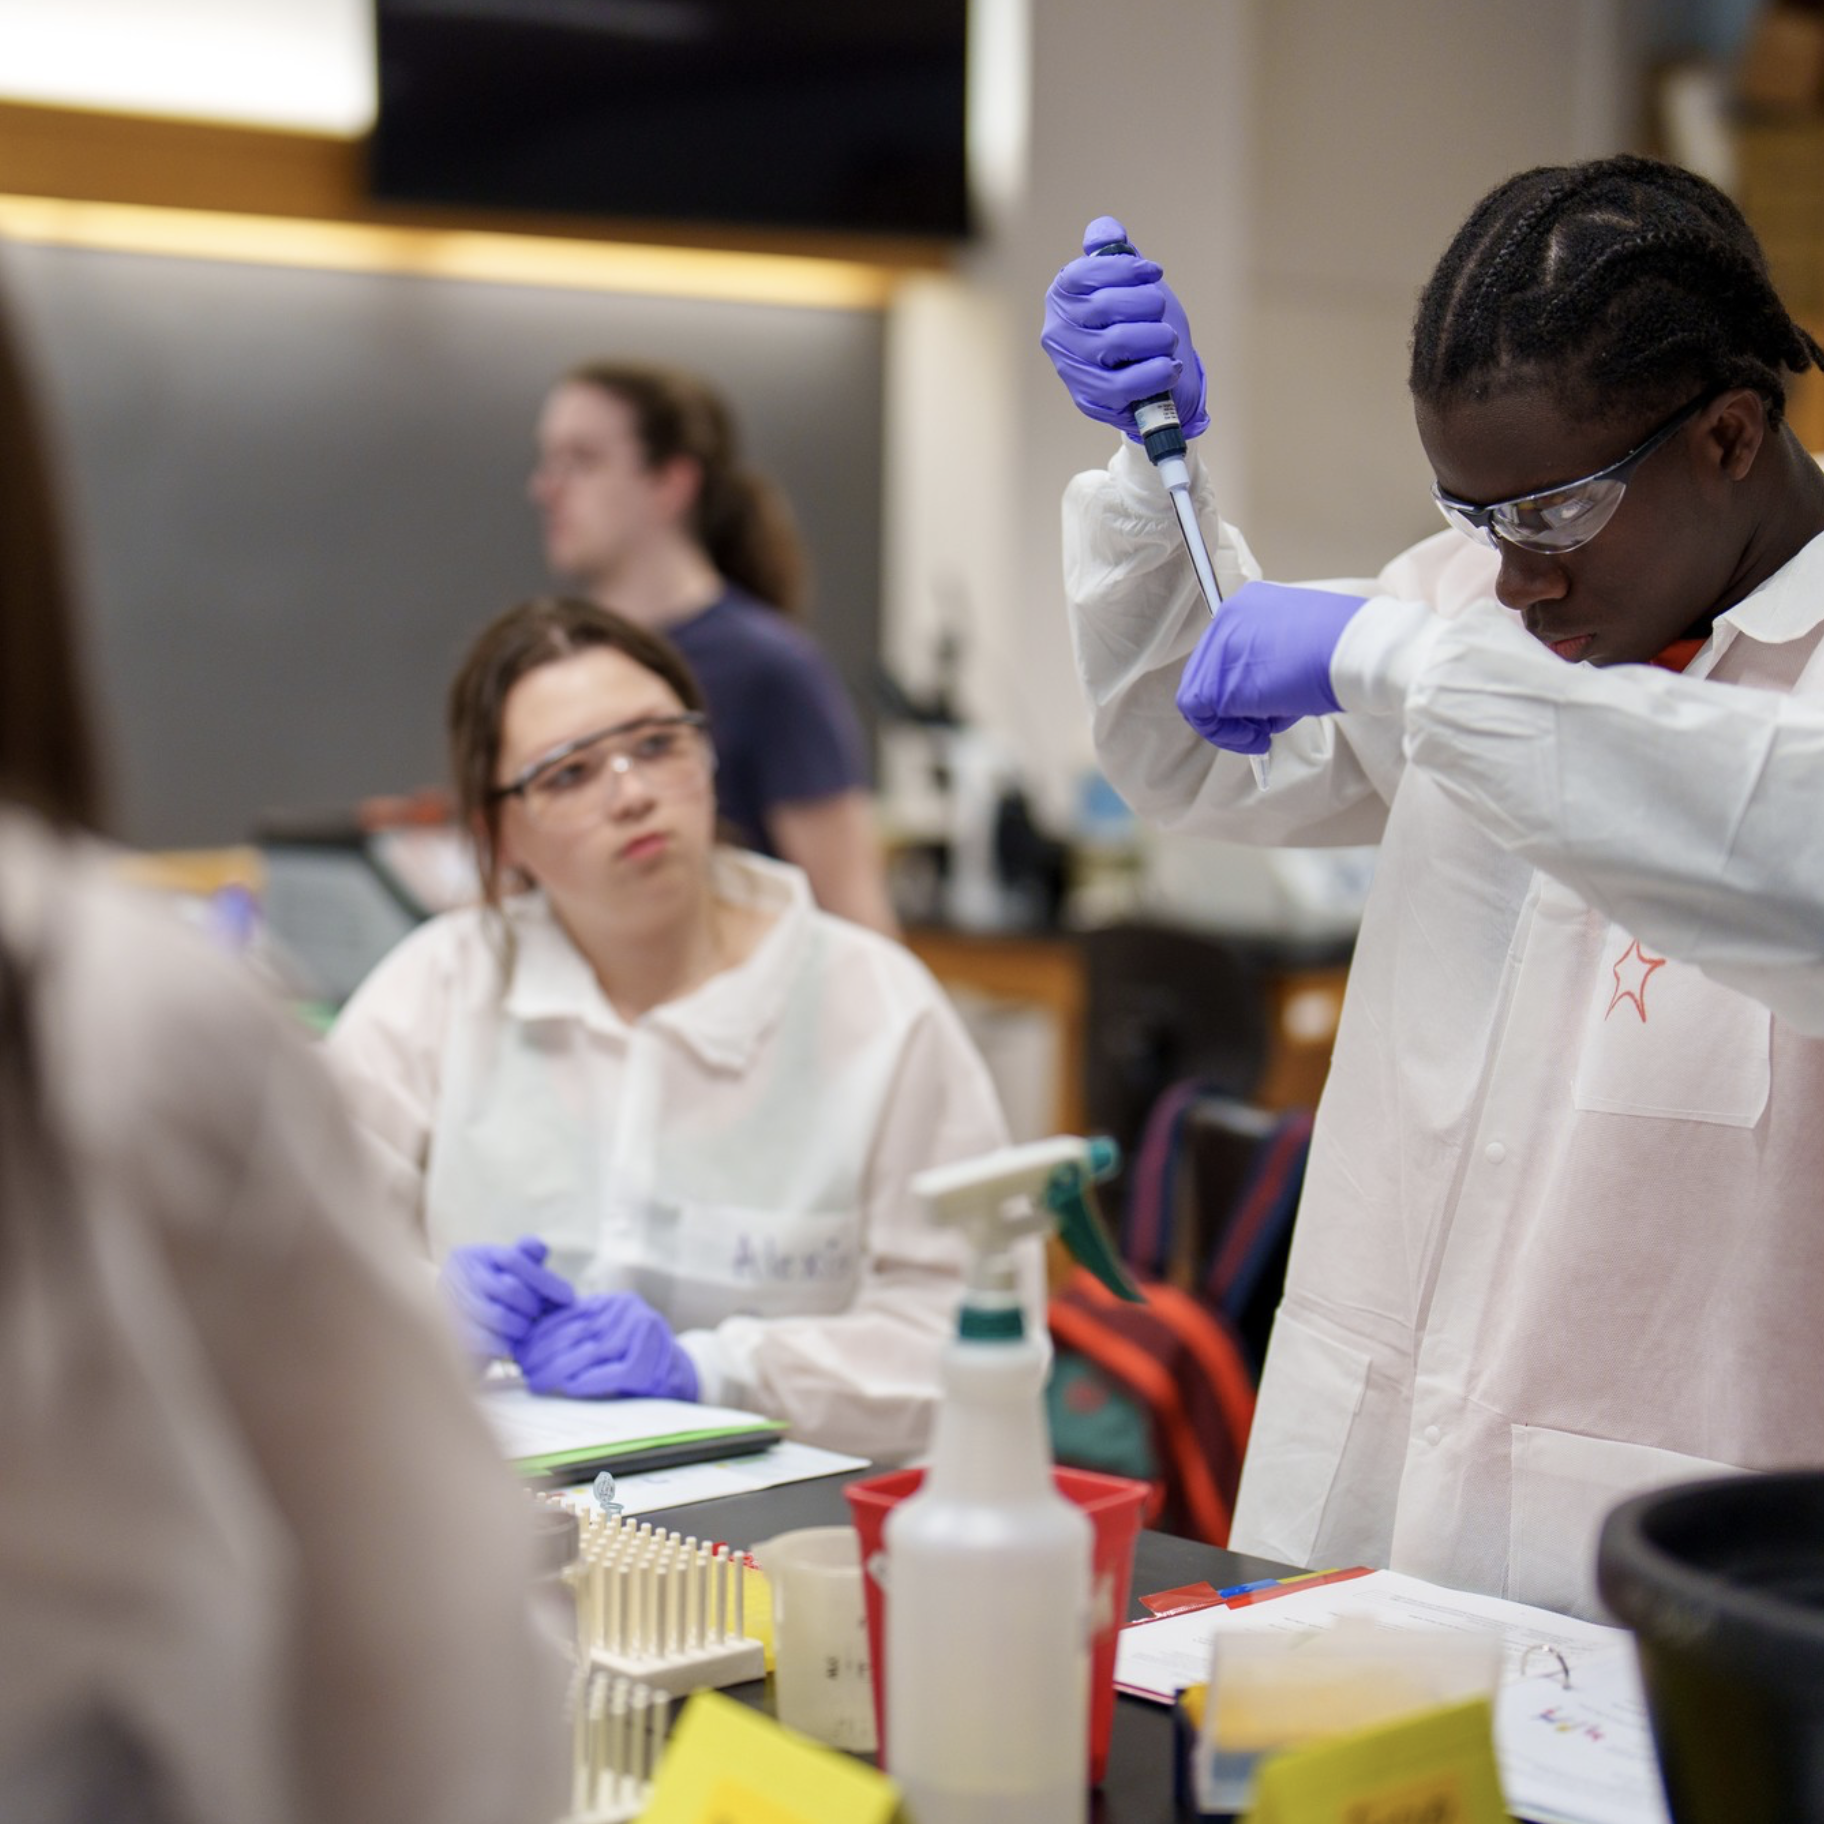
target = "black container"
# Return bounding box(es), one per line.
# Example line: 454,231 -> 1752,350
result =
1597,1473 -> 1824,1824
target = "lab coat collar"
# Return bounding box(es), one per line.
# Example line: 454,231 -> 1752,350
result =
502,848 -> 813,1071
1703,522 -> 1824,658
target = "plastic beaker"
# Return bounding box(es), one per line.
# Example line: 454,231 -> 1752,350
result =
845,1464 -> 1149,1784
751,1525 -> 878,1754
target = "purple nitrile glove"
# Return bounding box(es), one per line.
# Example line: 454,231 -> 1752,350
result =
513,1291 -> 700,1402
1175,581 -> 1369,754
440,1235 -> 575,1360
1040,215 -> 1209,442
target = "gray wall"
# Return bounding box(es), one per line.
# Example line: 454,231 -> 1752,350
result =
0,240 -> 885,847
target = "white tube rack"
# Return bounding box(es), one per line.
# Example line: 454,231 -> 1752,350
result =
566,1663 -> 667,1824
567,1509 -> 765,1698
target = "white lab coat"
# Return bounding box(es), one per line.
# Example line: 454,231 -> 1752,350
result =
0,810 -> 564,1824
326,849 -> 1015,1463
1337,571 -> 1824,1035
1064,439 -> 1824,1618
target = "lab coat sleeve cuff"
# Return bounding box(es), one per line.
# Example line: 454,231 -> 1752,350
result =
676,1326 -> 753,1413
1094,436 -> 1256,595
1106,435 -> 1181,512
1105,435 -> 1225,521
1330,595 -> 1447,716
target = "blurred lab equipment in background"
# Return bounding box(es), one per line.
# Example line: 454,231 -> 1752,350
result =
875,627 -> 1068,934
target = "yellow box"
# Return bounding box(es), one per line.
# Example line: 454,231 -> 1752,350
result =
1243,1696 -> 1508,1824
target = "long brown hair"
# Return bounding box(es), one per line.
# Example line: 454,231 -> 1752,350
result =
1,277 -> 106,1260
564,361 -> 809,617
448,594 -> 709,914
1,294 -> 104,832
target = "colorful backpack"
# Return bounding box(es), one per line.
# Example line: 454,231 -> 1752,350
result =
1045,1084 -> 1313,1543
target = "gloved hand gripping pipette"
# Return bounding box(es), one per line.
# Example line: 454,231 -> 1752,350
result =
1087,234 -> 1231,608
1042,218 -> 1272,789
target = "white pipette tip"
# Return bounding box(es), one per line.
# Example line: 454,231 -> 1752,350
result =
1159,468 -> 1273,793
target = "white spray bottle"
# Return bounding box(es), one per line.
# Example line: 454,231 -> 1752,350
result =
883,1134 -> 1139,1824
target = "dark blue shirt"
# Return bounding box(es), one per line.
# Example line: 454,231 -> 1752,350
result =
667,588 -> 870,856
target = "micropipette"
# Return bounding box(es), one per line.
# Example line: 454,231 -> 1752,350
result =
1093,237 -> 1271,789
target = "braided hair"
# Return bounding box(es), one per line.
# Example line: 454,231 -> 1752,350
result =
1410,154 -> 1824,427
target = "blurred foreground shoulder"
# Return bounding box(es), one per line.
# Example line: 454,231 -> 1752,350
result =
1,815 -> 569,1824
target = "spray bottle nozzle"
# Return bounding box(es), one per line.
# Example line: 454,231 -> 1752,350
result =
913,1136 -> 1142,1334
1044,1139 -> 1141,1305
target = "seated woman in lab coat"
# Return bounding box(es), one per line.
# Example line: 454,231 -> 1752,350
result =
327,596 -> 1015,1462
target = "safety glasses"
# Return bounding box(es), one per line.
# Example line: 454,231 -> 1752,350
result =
1431,389 -> 1716,554
491,712 -> 713,832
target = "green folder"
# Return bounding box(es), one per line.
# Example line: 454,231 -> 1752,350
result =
512,1418 -> 787,1483
481,1389 -> 786,1484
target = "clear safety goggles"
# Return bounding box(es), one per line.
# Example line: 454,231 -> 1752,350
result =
492,712 -> 714,832
1431,389 -> 1715,554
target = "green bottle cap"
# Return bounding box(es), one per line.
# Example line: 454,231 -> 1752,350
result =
958,1305 -> 1027,1341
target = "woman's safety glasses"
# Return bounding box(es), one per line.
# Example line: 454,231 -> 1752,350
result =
1431,389 -> 1714,554
493,712 -> 713,831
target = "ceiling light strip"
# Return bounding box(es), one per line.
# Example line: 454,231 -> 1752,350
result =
0,193 -> 896,311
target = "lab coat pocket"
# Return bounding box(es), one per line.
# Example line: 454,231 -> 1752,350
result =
1231,1308 -> 1373,1568
1571,923 -> 1770,1127
1508,1425 -> 1747,1621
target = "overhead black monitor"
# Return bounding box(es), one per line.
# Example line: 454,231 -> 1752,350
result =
369,0 -> 972,241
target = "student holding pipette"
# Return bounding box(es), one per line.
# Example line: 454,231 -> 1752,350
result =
1042,157 -> 1824,1619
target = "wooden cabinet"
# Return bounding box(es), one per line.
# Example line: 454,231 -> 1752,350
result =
905,925 -> 1350,1136
1735,117 -> 1824,451
905,927 -> 1089,1135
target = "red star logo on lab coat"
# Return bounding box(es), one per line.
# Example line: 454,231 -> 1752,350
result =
1606,938 -> 1667,1022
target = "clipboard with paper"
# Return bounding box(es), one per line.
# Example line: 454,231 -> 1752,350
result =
480,1388 -> 786,1482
